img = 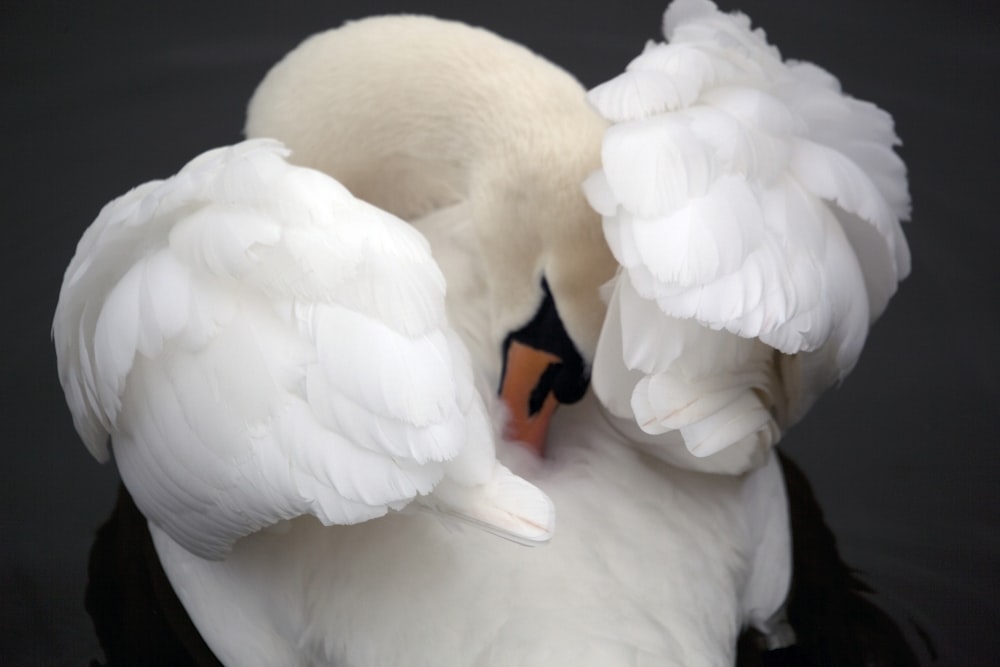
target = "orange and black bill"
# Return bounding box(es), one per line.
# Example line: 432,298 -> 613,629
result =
498,279 -> 589,457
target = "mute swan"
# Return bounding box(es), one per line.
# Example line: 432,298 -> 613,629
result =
56,2 -> 910,665
244,12 -> 617,458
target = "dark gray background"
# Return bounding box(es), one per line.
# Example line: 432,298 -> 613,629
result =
3,1 -> 997,665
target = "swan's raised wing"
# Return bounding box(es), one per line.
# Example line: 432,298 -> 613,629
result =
585,0 -> 909,472
54,139 -> 552,560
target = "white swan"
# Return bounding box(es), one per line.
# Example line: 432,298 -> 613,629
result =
56,2 -> 909,665
244,12 -> 617,458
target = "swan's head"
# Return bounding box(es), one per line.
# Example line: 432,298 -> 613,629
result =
498,278 -> 589,455
417,140 -> 617,458
472,134 -> 619,453
244,15 -> 617,458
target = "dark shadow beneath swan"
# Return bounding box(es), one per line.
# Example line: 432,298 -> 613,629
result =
736,453 -> 928,667
85,485 -> 222,667
84,453 -> 926,666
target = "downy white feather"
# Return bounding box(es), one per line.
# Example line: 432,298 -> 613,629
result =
245,14 -> 617,371
53,139 -> 554,560
151,393 -> 791,667
585,0 -> 910,472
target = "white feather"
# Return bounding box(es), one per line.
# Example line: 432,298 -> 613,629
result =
53,138 -> 554,560
588,0 -> 910,468
600,114 -> 718,219
586,68 -> 695,122
152,393 -> 790,667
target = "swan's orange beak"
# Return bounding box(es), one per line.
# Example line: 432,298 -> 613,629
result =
497,279 -> 590,458
499,340 -> 563,457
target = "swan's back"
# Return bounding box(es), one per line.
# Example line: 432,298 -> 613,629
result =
152,394 -> 772,667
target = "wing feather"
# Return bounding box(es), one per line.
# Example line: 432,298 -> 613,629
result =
586,0 -> 909,471
53,139 -> 516,559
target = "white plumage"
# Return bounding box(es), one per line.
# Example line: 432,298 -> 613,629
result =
53,139 -> 554,560
149,394 -> 791,666
243,13 -> 616,376
53,2 -> 910,665
586,0 -> 910,473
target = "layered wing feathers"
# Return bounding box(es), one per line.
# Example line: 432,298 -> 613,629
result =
53,139 -> 498,559
586,0 -> 909,468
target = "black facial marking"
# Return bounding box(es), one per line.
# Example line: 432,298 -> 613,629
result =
500,277 -> 590,414
529,363 -> 562,415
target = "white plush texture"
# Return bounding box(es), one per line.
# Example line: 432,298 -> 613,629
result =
53,139 -> 553,560
586,0 -> 910,471
246,13 -> 617,375
153,393 -> 791,667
